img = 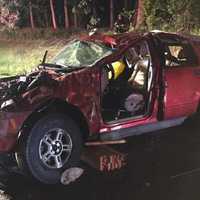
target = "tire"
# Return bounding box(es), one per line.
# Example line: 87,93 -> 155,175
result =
15,113 -> 83,185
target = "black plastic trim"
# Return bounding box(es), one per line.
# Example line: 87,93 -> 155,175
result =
100,117 -> 186,141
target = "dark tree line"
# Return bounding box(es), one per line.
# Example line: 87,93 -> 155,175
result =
0,0 -> 142,30
2,0 -> 199,33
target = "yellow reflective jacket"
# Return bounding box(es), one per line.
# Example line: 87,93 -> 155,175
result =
108,60 -> 126,80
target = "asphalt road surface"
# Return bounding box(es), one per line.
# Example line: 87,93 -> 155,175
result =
1,119 -> 200,200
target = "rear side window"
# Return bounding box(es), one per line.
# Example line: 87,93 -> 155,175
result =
164,42 -> 198,67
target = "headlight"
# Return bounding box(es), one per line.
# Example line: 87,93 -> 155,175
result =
1,99 -> 16,111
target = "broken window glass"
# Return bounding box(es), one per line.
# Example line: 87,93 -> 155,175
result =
52,40 -> 113,68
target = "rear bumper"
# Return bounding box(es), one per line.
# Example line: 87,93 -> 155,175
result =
0,111 -> 30,152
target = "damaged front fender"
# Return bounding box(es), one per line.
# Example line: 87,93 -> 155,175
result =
0,70 -> 60,152
0,110 -> 31,152
0,65 -> 101,152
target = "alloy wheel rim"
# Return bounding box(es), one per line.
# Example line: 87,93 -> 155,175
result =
39,128 -> 73,169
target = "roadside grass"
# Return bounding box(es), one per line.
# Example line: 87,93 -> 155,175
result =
0,39 -> 66,76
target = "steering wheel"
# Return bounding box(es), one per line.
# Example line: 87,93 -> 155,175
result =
104,64 -> 115,81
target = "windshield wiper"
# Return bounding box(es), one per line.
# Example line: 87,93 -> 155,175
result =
39,63 -> 64,69
42,50 -> 48,64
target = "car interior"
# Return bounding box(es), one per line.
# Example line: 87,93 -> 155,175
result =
162,38 -> 198,68
101,40 -> 153,122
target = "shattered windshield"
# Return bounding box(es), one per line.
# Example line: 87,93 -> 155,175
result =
51,40 -> 113,68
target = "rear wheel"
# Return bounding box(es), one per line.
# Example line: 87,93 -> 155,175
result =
16,114 -> 83,184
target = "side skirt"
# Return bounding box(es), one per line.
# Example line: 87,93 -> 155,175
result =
100,117 -> 187,141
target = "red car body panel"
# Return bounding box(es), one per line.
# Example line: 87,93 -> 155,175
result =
0,111 -> 31,151
56,67 -> 102,133
164,66 -> 200,119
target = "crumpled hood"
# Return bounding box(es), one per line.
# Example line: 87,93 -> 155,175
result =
0,69 -> 60,112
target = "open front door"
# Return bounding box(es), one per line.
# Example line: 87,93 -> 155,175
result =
101,39 -> 154,123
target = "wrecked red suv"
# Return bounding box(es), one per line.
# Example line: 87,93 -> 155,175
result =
1,31 -> 200,184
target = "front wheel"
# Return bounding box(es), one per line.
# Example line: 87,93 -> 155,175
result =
16,114 -> 83,184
